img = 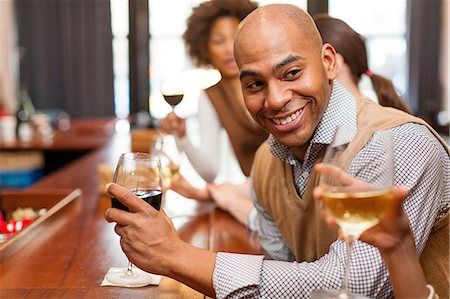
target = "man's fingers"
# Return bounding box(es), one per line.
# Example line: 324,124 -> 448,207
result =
106,183 -> 158,215
313,185 -> 325,200
390,186 -> 408,216
315,163 -> 353,185
105,207 -> 134,226
160,209 -> 174,226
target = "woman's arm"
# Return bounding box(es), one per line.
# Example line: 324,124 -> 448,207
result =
208,182 -> 253,226
177,91 -> 221,183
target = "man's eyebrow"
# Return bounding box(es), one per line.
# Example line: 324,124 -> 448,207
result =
239,55 -> 305,81
240,70 -> 259,81
273,55 -> 304,73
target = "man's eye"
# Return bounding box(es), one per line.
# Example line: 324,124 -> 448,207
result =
246,81 -> 264,90
285,69 -> 302,79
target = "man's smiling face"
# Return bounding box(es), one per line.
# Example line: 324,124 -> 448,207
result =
234,7 -> 337,157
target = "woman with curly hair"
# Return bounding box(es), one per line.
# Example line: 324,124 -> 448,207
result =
160,0 -> 266,226
314,14 -> 411,113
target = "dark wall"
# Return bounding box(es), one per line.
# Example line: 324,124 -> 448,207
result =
15,0 -> 114,118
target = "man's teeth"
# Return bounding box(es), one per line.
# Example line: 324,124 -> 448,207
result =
273,110 -> 301,125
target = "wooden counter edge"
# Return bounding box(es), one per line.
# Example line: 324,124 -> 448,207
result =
0,188 -> 82,262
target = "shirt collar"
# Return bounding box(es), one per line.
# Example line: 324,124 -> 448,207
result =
268,81 -> 357,163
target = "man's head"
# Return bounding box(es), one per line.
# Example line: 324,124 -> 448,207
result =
234,4 -> 337,158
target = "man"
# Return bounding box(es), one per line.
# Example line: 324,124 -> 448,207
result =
105,4 -> 449,298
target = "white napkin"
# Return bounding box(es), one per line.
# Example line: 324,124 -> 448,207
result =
101,267 -> 162,288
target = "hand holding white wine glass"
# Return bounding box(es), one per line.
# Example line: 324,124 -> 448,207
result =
312,126 -> 395,299
107,153 -> 163,287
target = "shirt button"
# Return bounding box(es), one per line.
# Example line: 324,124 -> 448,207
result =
302,171 -> 309,179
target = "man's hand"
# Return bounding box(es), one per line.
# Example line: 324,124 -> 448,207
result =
313,163 -> 411,253
104,183 -> 218,297
159,112 -> 186,138
104,183 -> 182,276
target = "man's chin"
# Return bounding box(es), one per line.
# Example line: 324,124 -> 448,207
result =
274,135 -> 301,148
272,130 -> 311,150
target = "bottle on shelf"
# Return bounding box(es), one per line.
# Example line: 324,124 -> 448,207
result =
16,88 -> 35,142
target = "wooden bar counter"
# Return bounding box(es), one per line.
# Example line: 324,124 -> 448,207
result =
0,119 -> 262,298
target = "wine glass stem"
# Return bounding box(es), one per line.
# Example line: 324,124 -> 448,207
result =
171,106 -> 176,135
342,235 -> 355,294
127,261 -> 133,276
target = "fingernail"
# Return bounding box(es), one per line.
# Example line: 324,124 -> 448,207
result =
105,183 -> 112,192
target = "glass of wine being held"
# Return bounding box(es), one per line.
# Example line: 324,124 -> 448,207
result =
107,152 -> 163,287
161,76 -> 185,112
312,126 -> 395,299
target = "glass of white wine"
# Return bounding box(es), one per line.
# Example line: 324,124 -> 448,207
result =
312,125 -> 395,299
150,134 -> 181,190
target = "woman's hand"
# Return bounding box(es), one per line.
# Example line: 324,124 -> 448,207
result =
159,112 -> 186,138
169,175 -> 211,201
208,183 -> 253,227
208,183 -> 241,210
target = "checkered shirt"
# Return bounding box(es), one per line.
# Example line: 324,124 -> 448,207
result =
213,82 -> 450,298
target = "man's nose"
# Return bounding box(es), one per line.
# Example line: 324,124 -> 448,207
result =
265,82 -> 289,111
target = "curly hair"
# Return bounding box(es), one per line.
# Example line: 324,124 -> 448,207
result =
183,0 -> 258,67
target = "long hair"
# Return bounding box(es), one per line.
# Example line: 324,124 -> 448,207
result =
314,14 -> 410,113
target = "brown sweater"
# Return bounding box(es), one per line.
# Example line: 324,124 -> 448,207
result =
253,97 -> 449,297
206,80 -> 268,176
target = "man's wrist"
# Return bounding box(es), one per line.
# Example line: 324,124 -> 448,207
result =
167,242 -> 217,297
379,232 -> 416,260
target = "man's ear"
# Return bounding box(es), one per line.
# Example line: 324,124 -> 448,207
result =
321,43 -> 337,82
334,53 -> 345,74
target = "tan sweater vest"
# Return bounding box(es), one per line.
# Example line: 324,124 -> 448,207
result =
253,97 -> 449,297
206,81 -> 268,176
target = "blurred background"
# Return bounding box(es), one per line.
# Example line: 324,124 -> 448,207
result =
0,0 -> 448,136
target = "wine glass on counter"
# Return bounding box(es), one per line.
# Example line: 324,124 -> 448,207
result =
311,126 -> 395,299
107,152 -> 163,287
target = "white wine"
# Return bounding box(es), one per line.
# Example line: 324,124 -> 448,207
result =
323,188 -> 395,238
161,163 -> 180,189
163,163 -> 180,180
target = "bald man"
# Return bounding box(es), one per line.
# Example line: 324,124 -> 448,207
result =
105,4 -> 449,298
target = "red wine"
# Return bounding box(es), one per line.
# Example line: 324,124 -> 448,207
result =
111,188 -> 162,212
163,94 -> 183,107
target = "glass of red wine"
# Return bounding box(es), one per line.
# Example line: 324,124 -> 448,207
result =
107,152 -> 163,287
160,76 -> 184,112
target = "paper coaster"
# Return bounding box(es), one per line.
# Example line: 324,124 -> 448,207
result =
101,267 -> 162,288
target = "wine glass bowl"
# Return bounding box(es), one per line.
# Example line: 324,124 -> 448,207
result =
163,94 -> 183,109
160,76 -> 185,111
312,125 -> 395,299
150,134 -> 181,190
322,187 -> 395,240
107,152 -> 163,287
